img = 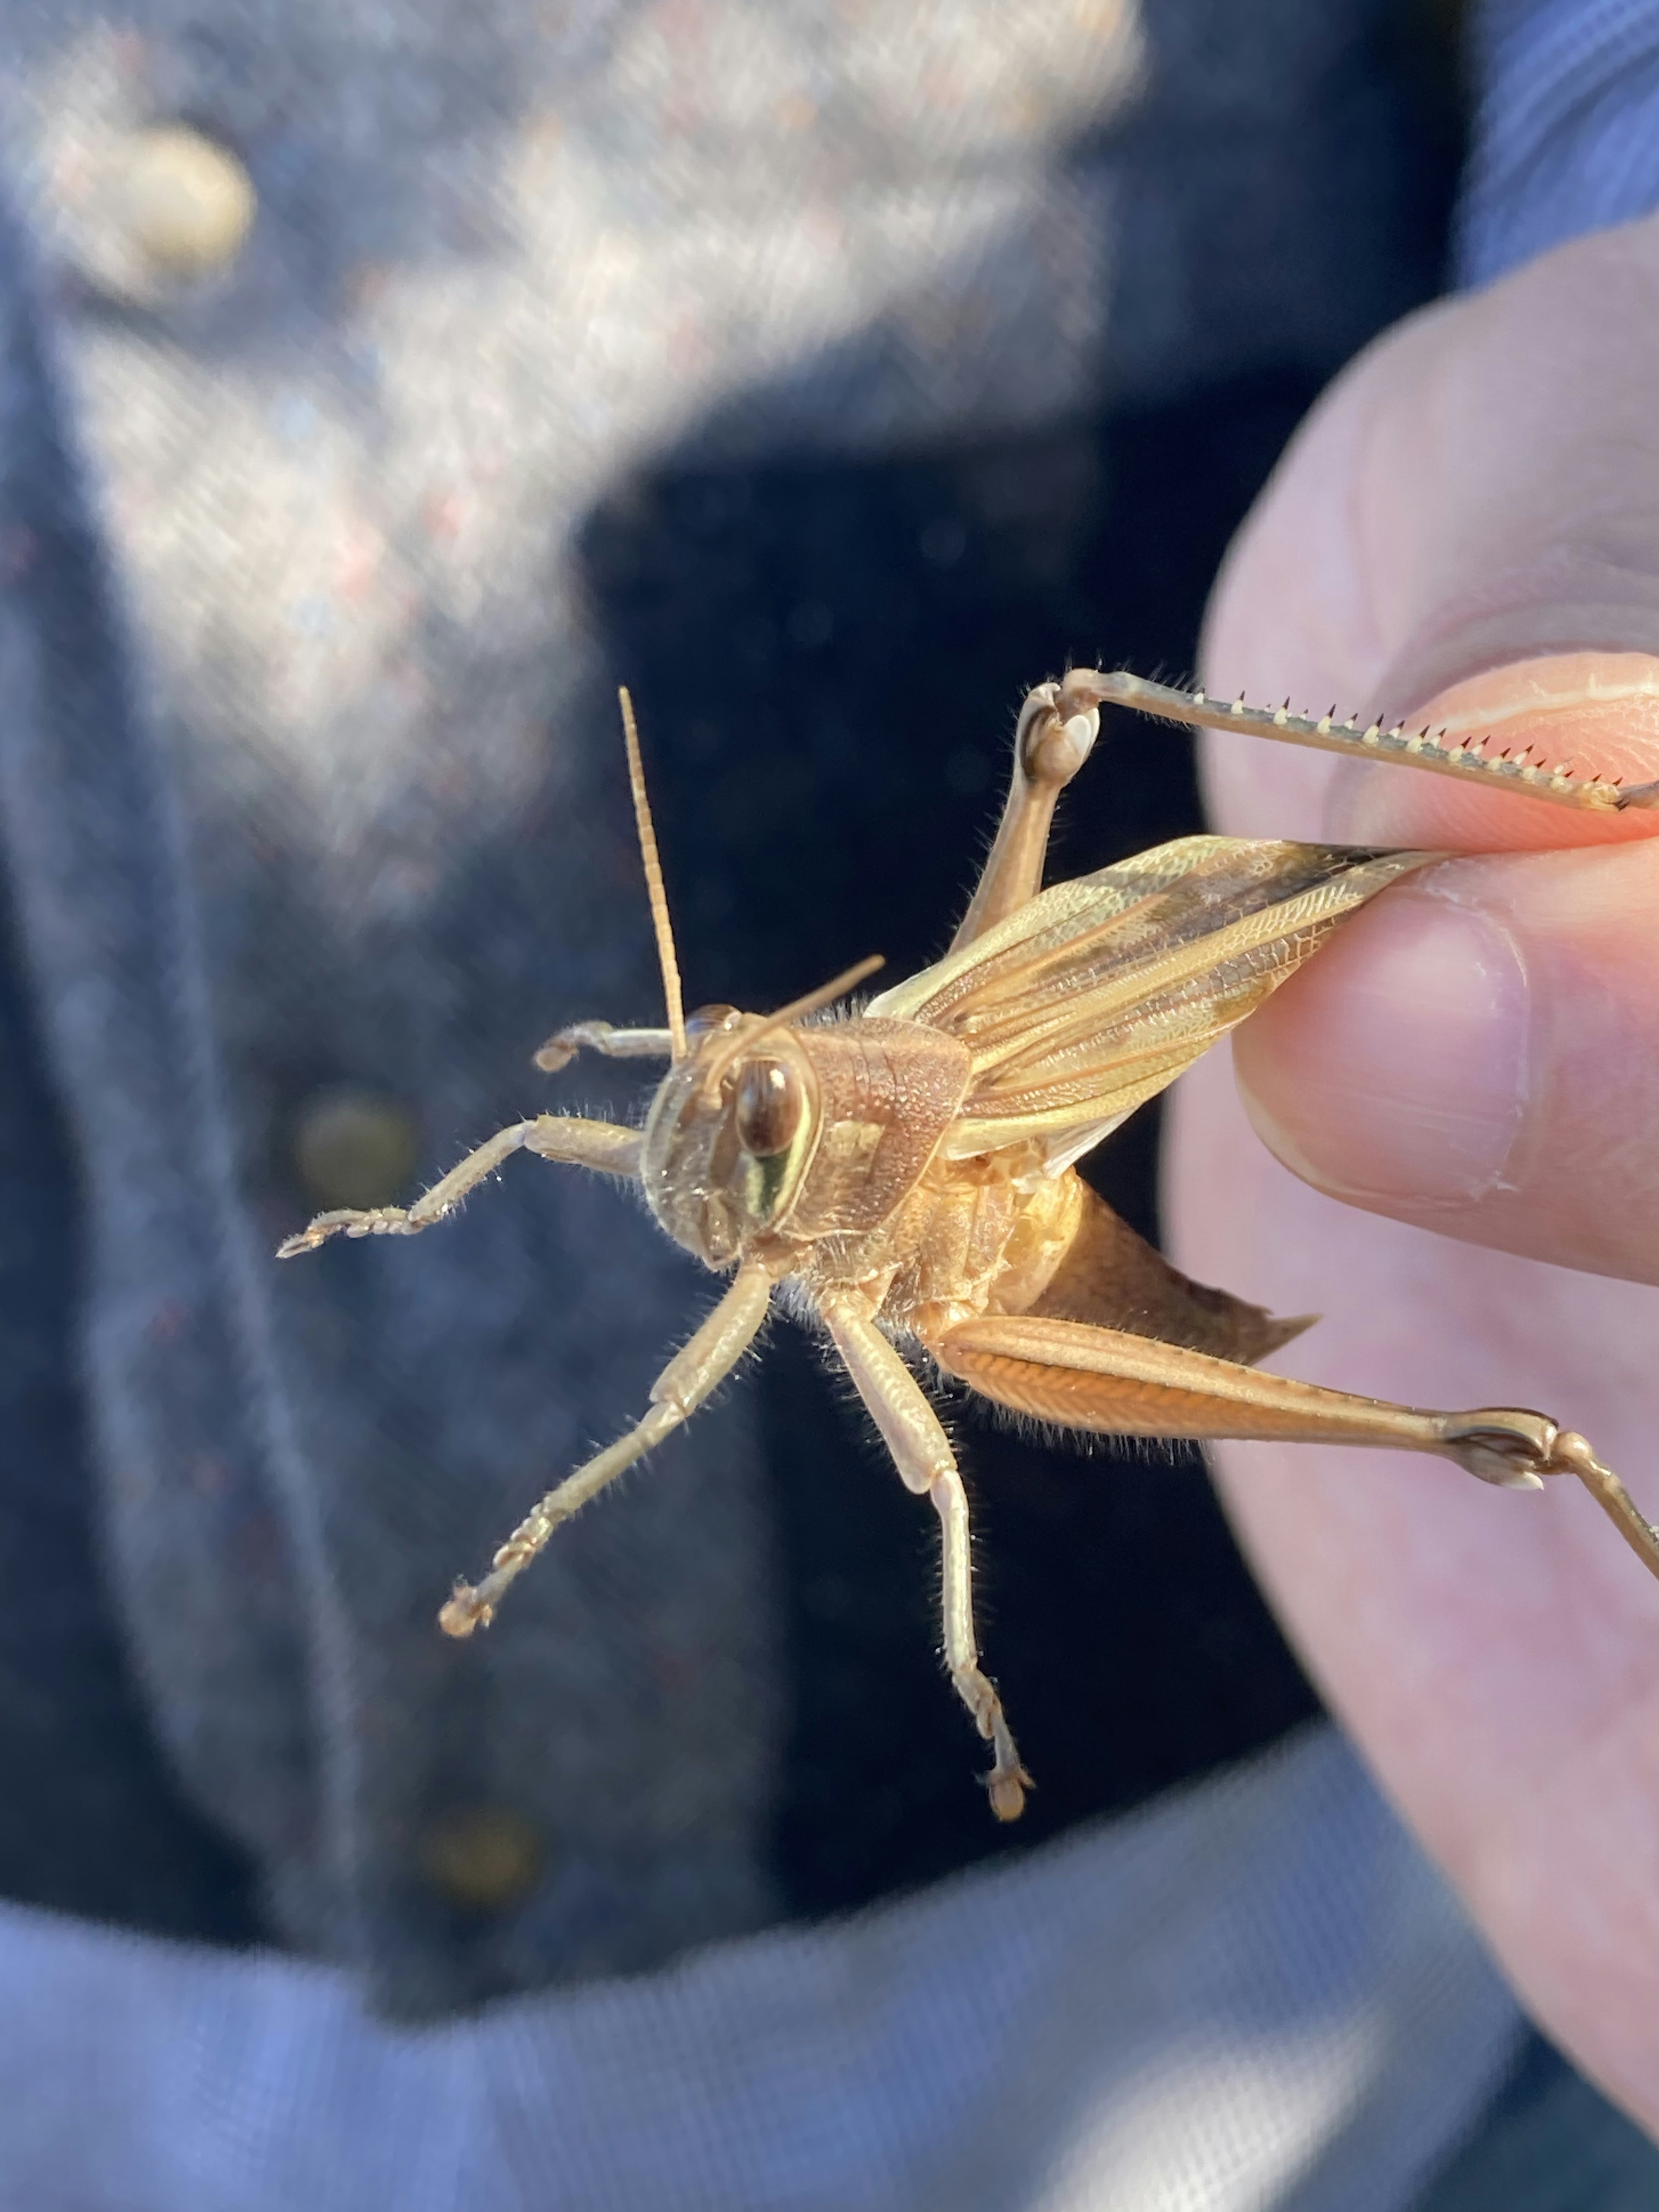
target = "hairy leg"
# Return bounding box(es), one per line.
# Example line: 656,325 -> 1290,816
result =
819,1290 -> 1030,1819
532,1022 -> 676,1073
1053,666 -> 1659,814
948,681 -> 1101,951
931,1310 -> 1659,1578
276,1114 -> 641,1256
440,1257 -> 775,1634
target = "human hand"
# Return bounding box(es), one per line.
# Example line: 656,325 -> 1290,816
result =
1164,216 -> 1659,2126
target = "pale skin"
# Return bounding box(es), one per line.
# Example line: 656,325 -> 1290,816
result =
1166,215 -> 1659,2133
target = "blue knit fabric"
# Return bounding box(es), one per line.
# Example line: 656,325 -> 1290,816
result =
1460,0 -> 1659,284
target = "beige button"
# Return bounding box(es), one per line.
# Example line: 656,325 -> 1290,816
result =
120,125 -> 255,280
65,124 -> 256,302
291,1086 -> 420,1212
420,1807 -> 545,1913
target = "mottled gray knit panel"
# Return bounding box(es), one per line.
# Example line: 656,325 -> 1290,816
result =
0,209 -> 359,1929
0,0 -> 1424,2015
0,48 -> 790,2015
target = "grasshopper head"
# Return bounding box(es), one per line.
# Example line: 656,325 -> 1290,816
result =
640,1007 -> 822,1265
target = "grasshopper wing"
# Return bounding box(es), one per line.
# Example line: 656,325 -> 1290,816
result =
864,836 -> 1437,1170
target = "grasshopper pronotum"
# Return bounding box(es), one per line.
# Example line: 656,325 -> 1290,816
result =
280,671 -> 1659,1820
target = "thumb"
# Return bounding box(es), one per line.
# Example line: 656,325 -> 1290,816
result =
1201,220 -> 1659,1284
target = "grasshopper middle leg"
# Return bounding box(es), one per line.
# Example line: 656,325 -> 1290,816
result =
820,1290 -> 1032,1819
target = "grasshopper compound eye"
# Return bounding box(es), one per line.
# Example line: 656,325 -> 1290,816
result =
734,1057 -> 804,1157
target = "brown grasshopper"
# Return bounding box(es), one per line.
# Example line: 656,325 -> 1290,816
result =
280,671 -> 1659,1821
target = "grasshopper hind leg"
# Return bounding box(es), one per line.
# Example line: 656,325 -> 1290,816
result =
929,1312 -> 1659,1593
948,680 -> 1102,953
1527,1427 -> 1659,1582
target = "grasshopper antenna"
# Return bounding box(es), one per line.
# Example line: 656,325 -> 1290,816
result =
620,686 -> 687,1062
699,953 -> 884,1101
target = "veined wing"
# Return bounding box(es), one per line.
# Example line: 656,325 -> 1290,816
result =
864,836 -> 1437,1166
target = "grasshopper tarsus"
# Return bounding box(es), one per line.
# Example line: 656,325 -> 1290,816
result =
987,1764 -> 1032,1824
276,1206 -> 416,1256
438,1585 -> 492,1638
978,1700 -> 1033,1823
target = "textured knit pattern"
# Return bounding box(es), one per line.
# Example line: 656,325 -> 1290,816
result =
0,0 -> 1432,2014
1460,0 -> 1659,283
0,1730 -> 1524,2212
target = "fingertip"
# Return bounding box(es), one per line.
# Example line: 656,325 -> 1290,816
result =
1328,654 -> 1659,851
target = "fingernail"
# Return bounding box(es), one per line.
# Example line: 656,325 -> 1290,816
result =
1235,889 -> 1530,1208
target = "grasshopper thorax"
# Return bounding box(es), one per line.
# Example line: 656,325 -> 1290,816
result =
640,1009 -> 823,1266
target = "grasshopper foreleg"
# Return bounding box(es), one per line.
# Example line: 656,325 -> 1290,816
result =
439,1257 -> 774,1635
276,1115 -> 642,1257
532,1022 -> 677,1073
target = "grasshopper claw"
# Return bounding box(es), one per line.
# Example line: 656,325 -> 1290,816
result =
276,1207 -> 416,1257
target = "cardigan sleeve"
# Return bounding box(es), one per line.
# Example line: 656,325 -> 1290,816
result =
1459,0 -> 1659,285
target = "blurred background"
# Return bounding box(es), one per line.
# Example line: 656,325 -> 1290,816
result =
0,0 -> 1473,1994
